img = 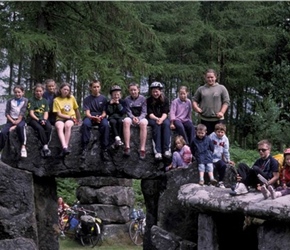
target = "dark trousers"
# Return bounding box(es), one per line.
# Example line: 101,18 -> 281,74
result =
81,117 -> 110,150
0,120 -> 26,150
173,120 -> 195,145
28,119 -> 52,146
148,118 -> 171,154
201,119 -> 225,135
214,160 -> 227,182
108,118 -> 123,139
237,163 -> 269,188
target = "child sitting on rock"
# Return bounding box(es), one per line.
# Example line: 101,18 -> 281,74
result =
209,123 -> 235,188
165,135 -> 192,171
107,85 -> 127,148
261,148 -> 290,199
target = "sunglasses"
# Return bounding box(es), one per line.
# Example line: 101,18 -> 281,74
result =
258,148 -> 268,152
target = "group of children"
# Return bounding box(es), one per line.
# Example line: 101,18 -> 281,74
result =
0,79 -> 232,187
167,122 -> 232,188
2,80 -> 290,198
0,80 -> 82,158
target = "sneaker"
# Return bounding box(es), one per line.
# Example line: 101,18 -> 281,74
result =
80,149 -> 88,160
21,148 -> 27,158
101,149 -> 110,162
115,140 -> 124,146
164,150 -> 172,158
139,150 -> 146,160
229,182 -> 248,196
199,180 -> 204,186
62,147 -> 71,156
123,147 -> 130,157
218,182 -> 226,188
210,178 -> 218,185
155,153 -> 162,160
261,185 -> 270,199
41,148 -> 51,158
268,185 -> 276,199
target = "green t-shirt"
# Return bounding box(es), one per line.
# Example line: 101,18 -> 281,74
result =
27,97 -> 49,120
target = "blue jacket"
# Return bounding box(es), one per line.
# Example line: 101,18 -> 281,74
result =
191,136 -> 214,164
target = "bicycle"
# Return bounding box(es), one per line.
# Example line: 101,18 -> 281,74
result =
129,208 -> 146,246
75,208 -> 102,248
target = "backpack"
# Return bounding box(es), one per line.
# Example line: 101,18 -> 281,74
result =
273,154 -> 284,173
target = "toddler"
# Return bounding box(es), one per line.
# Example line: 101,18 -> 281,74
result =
165,135 -> 192,171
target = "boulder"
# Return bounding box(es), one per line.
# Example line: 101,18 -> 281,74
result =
77,176 -> 132,187
81,204 -> 130,224
0,161 -> 38,242
1,126 -> 167,179
76,186 -> 135,206
0,237 -> 38,250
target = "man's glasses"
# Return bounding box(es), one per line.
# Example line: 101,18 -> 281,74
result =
258,148 -> 268,152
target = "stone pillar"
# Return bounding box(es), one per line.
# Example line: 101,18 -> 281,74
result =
197,214 -> 218,250
76,176 -> 134,243
257,222 -> 290,249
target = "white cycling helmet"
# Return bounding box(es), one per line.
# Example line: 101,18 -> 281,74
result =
150,81 -> 163,89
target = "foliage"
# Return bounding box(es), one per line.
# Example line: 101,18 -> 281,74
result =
230,144 -> 280,167
132,179 -> 145,208
56,178 -> 79,206
0,2 -> 290,148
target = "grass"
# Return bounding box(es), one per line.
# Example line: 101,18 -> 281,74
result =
59,237 -> 142,250
59,233 -> 143,250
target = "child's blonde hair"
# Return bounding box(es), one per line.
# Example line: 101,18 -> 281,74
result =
174,135 -> 187,147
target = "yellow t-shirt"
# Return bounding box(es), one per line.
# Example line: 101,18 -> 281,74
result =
53,96 -> 79,120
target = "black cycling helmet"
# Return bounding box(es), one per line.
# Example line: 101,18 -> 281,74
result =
110,85 -> 122,94
150,81 -> 163,90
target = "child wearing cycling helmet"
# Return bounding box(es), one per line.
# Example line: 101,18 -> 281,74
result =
170,86 -> 195,145
147,81 -> 171,160
261,148 -> 290,199
107,85 -> 127,148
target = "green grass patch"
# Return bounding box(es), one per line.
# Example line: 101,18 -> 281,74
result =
59,237 -> 142,250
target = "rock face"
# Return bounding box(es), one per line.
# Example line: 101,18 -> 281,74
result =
2,126 -> 290,250
0,161 -> 38,243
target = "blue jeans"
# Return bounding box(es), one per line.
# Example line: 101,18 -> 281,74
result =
173,120 -> 195,145
148,118 -> 171,154
0,120 -> 26,150
81,117 -> 110,150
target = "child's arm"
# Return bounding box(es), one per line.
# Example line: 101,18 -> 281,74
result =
29,109 -> 40,122
74,108 -> 81,124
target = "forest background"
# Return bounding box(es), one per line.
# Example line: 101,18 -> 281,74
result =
1,1 -> 290,150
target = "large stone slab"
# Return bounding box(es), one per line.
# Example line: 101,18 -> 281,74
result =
178,183 -> 290,221
0,237 -> 38,250
1,126 -> 168,179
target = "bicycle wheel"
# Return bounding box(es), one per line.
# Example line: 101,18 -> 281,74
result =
129,220 -> 143,246
80,233 -> 92,247
90,223 -> 101,248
